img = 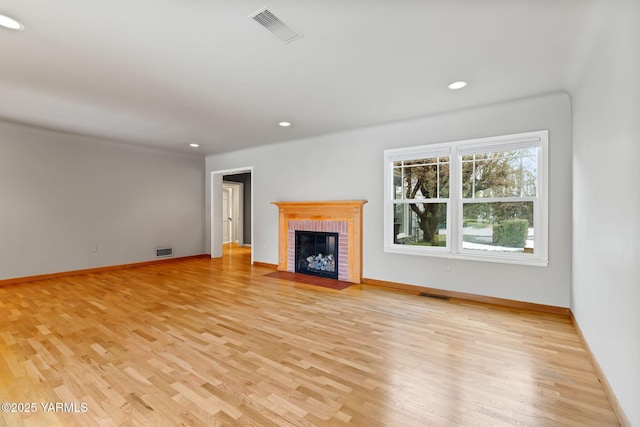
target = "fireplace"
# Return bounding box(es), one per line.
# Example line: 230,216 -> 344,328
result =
272,200 -> 367,283
295,231 -> 339,279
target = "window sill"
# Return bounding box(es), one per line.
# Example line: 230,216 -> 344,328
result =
384,246 -> 549,267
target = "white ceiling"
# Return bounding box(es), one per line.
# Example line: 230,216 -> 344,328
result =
0,0 -> 598,155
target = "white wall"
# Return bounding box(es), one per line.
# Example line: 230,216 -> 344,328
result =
206,92 -> 572,307
571,0 -> 640,424
0,119 -> 206,280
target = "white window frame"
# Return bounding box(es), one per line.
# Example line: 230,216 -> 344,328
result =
384,130 -> 549,267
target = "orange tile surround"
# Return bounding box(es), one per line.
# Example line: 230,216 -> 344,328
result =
272,200 -> 367,284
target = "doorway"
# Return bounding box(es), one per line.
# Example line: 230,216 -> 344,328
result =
210,167 -> 253,262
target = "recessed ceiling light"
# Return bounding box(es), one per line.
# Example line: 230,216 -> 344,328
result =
0,14 -> 24,31
189,143 -> 200,148
448,81 -> 468,90
278,121 -> 291,127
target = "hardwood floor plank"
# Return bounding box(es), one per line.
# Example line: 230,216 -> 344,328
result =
0,246 -> 620,426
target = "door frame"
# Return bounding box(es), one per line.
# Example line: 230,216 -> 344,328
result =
210,166 -> 253,262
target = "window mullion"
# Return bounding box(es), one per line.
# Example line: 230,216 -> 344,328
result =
449,145 -> 461,255
437,159 -> 440,199
472,154 -> 476,199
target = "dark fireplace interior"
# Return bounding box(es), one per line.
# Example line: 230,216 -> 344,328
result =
295,231 -> 339,279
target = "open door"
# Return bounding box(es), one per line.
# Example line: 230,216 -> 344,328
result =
222,182 -> 243,245
222,186 -> 232,243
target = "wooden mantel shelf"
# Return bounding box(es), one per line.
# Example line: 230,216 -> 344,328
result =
272,200 -> 367,283
272,200 -> 367,214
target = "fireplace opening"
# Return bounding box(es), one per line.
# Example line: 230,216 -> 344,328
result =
295,231 -> 339,279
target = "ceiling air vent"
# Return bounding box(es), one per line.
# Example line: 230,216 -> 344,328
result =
249,7 -> 304,44
156,247 -> 174,258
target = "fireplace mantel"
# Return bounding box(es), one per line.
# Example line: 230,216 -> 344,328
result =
272,200 -> 367,283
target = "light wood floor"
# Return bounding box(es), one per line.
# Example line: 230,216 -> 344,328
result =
0,246 -> 619,426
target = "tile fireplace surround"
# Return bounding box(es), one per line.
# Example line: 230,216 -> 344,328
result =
272,201 -> 367,284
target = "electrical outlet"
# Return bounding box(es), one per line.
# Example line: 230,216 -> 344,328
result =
91,245 -> 98,253
444,262 -> 452,271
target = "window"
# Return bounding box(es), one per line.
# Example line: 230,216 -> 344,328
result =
384,130 -> 548,266
393,155 -> 450,249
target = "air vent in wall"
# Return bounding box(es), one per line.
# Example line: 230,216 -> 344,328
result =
156,247 -> 174,258
249,7 -> 304,44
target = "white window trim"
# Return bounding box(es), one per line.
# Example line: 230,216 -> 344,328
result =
384,130 -> 549,267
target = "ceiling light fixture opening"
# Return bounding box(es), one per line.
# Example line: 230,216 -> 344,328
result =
278,121 -> 291,127
189,143 -> 200,148
448,81 -> 468,90
0,13 -> 24,30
